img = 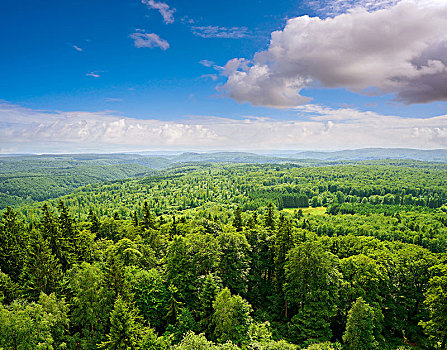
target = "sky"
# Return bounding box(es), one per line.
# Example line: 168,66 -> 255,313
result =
1,0 -> 447,153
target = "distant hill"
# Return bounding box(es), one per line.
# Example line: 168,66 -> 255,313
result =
170,151 -> 294,164
1,149 -> 446,209
289,148 -> 447,162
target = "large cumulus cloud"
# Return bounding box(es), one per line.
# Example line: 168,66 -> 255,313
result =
223,0 -> 447,108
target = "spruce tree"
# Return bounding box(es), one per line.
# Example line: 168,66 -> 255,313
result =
0,206 -> 27,280
232,207 -> 243,232
99,295 -> 143,350
141,202 -> 155,230
264,203 -> 276,230
21,229 -> 62,299
343,297 -> 377,350
88,209 -> 101,234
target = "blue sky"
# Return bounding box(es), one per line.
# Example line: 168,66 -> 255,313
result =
1,0 -> 447,153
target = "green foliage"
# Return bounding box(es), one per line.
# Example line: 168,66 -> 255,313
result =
38,293 -> 70,347
343,297 -> 377,350
0,156 -> 152,209
284,241 -> 341,343
1,159 -> 447,349
213,288 -> 253,345
197,273 -> 221,336
0,269 -> 20,304
20,229 -> 62,299
127,267 -> 168,332
218,230 -> 250,296
66,262 -> 111,349
0,293 -> 68,350
0,206 -> 28,280
99,295 -> 145,350
232,207 -> 243,232
420,263 -> 447,348
305,342 -> 341,350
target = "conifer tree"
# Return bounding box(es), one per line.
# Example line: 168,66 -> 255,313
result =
166,284 -> 183,324
141,201 -> 155,230
264,203 -> 276,230
88,209 -> 101,234
21,229 -> 62,299
274,217 -> 294,318
99,295 -> 143,350
285,241 -> 341,343
197,274 -> 221,335
104,249 -> 129,301
232,207 -> 243,232
132,211 -> 139,227
57,200 -> 76,269
68,262 -> 111,350
343,297 -> 377,350
0,206 -> 27,279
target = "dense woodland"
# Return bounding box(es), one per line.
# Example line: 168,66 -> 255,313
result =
1,159 -> 447,349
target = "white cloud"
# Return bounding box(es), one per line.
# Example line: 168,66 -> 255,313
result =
1,102 -> 447,153
308,0 -> 401,16
130,32 -> 170,50
192,25 -> 250,39
141,0 -> 175,24
308,0 -> 445,16
223,0 -> 447,108
199,74 -> 218,81
86,72 -> 100,78
199,59 -> 215,67
72,45 -> 83,52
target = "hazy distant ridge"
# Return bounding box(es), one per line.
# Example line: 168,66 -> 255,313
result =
288,148 -> 447,162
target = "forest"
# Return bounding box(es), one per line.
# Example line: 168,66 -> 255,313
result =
1,158 -> 447,349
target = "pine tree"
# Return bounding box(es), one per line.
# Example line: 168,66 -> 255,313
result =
0,206 -> 28,280
264,203 -> 276,230
141,202 -> 155,230
132,211 -> 139,227
197,274 -> 221,335
166,284 -> 183,324
99,295 -> 143,350
232,207 -> 243,232
88,209 -> 101,234
103,250 -> 129,301
343,297 -> 377,350
274,217 -> 294,319
57,200 -> 76,269
68,262 -> 111,350
284,241 -> 341,343
21,229 -> 62,299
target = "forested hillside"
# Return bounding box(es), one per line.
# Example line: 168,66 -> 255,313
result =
0,155 -> 158,208
3,150 -> 446,209
1,160 -> 447,349
0,153 -> 306,209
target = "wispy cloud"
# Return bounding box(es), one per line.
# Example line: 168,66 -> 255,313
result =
192,25 -> 250,39
307,0 -> 401,16
105,98 -> 123,102
141,0 -> 175,24
307,0 -> 445,16
199,74 -> 218,81
72,45 -> 83,52
1,102 -> 447,153
199,59 -> 215,67
86,72 -> 100,78
130,32 -> 170,50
